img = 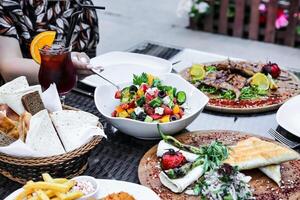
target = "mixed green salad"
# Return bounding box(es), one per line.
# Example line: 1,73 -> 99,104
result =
112,73 -> 187,123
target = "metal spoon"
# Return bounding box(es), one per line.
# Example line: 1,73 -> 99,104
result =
90,68 -> 120,90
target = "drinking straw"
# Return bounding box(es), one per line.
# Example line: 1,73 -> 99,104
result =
65,4 -> 105,48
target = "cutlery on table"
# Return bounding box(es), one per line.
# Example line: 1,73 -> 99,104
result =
268,128 -> 300,149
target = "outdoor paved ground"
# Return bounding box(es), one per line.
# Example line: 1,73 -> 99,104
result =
95,0 -> 300,69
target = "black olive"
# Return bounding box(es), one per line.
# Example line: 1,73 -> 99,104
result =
129,85 -> 138,94
158,90 -> 166,98
137,112 -> 147,121
170,115 -> 178,121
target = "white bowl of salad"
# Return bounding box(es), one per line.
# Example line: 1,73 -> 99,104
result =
94,73 -> 209,139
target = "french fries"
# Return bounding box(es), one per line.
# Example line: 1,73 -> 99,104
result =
15,173 -> 84,200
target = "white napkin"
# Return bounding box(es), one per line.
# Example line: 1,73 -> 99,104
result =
41,83 -> 62,112
157,140 -> 199,162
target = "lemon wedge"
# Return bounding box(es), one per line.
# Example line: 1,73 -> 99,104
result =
190,64 -> 205,81
267,74 -> 278,90
251,73 -> 270,90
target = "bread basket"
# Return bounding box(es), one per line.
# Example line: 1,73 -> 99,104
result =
0,106 -> 103,184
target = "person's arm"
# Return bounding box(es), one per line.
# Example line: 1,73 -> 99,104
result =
0,36 -> 40,84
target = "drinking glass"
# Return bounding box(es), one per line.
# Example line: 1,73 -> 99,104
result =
38,45 -> 77,103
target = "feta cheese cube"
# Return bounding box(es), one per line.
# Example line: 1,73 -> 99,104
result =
146,87 -> 158,96
134,107 -> 144,115
155,107 -> 164,115
162,96 -> 171,105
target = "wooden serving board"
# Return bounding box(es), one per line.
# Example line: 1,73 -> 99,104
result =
138,130 -> 300,200
180,68 -> 300,114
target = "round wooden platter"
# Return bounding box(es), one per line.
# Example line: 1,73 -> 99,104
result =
180,69 -> 300,114
138,130 -> 300,200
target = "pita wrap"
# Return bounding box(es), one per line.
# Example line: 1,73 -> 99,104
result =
25,109 -> 65,156
259,165 -> 281,186
50,110 -> 100,152
159,164 -> 204,193
225,137 -> 300,170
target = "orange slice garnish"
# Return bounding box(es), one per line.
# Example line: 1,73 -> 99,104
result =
30,31 -> 56,64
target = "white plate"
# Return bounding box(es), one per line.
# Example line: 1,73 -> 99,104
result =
276,95 -> 300,137
4,179 -> 160,200
81,51 -> 172,87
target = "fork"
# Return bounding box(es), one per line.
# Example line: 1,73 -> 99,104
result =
268,128 -> 300,149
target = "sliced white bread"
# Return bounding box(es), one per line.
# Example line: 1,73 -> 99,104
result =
25,109 -> 65,156
50,110 -> 99,152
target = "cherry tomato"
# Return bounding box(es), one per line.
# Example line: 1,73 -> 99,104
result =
114,90 -> 122,99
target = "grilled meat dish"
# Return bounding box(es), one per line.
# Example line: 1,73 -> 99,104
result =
201,71 -> 241,99
213,60 -> 264,77
226,74 -> 247,90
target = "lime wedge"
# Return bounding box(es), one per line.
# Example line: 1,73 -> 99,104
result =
251,73 -> 270,90
190,64 -> 206,80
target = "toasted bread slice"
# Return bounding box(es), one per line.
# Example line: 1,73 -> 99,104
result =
22,91 -> 45,115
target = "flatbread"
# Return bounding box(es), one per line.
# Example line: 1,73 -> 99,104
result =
50,110 -> 99,152
159,165 -> 204,193
25,109 -> 65,156
0,76 -> 29,94
225,137 -> 300,170
1,85 -> 42,115
259,165 -> 281,186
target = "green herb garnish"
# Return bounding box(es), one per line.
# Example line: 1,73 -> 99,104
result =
206,66 -> 217,73
240,86 -> 268,100
219,90 -> 236,100
133,73 -> 148,85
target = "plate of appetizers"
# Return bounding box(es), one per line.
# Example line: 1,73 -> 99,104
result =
180,60 -> 300,113
5,174 -> 160,200
81,51 -> 173,87
138,126 -> 300,199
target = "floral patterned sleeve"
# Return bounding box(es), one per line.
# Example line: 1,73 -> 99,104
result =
0,3 -> 18,40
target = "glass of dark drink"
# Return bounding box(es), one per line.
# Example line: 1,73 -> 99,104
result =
38,44 -> 77,103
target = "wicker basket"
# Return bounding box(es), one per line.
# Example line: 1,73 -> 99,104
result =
0,106 -> 103,184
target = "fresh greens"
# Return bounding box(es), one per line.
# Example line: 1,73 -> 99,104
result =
206,66 -> 217,73
240,86 -> 268,100
219,90 -> 236,100
198,84 -> 218,94
133,73 -> 148,85
201,141 -> 229,171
